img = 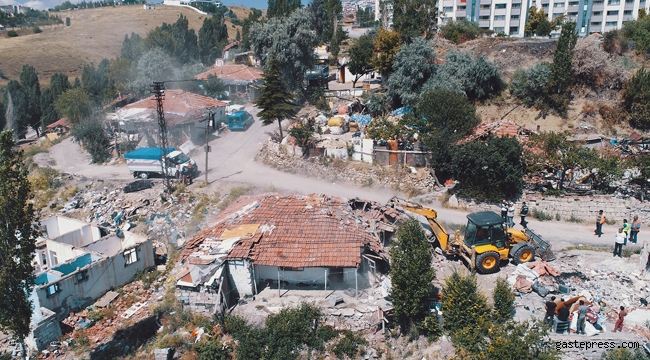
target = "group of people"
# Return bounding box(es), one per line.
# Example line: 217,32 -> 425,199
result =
501,200 -> 529,229
544,296 -> 627,334
601,209 -> 642,257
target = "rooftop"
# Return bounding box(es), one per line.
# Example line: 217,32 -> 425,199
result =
195,64 -> 264,85
182,194 -> 386,268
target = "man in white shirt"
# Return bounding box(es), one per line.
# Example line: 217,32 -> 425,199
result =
614,228 -> 625,258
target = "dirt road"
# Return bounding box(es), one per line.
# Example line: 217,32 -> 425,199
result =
34,106 -> 642,253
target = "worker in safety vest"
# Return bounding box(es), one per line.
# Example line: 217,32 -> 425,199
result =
622,219 -> 631,245
631,216 -> 641,244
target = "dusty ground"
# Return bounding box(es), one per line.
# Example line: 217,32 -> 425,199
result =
0,4 -> 247,86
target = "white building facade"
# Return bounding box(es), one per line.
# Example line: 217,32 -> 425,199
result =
374,0 -> 648,37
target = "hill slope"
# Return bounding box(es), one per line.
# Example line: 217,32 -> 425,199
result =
0,4 -> 248,86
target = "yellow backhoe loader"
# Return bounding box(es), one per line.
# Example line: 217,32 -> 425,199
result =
389,197 -> 554,274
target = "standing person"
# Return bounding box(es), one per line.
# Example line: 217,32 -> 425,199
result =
577,300 -> 589,335
506,202 -> 515,228
501,200 -> 508,221
186,162 -> 194,185
622,219 -> 631,245
557,306 -> 570,322
614,228 -> 625,257
613,306 -> 627,332
520,202 -> 529,228
544,296 -> 557,327
631,216 -> 641,244
596,210 -> 606,237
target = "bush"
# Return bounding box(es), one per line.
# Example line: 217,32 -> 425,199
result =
70,118 -> 111,163
425,51 -> 504,101
509,63 -> 550,107
332,330 -> 367,358
193,339 -> 231,360
493,278 -> 515,323
531,208 -> 553,221
621,16 -> 650,54
602,29 -> 628,54
440,19 -> 480,44
7,30 -> 18,37
441,271 -> 490,337
601,347 -> 648,360
623,68 -> 650,130
572,36 -> 629,90
33,25 -> 42,34
65,17 -> 70,26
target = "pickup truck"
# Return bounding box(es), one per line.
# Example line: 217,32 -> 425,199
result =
124,147 -> 197,179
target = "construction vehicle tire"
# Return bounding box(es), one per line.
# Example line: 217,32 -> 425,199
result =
511,242 -> 535,264
476,251 -> 500,274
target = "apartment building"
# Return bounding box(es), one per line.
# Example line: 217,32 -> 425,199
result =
438,0 -> 649,36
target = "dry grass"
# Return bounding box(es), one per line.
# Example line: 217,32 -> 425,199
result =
0,5 -> 248,86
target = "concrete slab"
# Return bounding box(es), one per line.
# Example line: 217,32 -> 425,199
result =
95,291 -> 119,308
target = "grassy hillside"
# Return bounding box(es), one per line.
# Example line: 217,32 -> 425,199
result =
0,4 -> 249,87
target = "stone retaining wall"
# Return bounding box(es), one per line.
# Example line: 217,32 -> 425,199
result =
456,194 -> 650,225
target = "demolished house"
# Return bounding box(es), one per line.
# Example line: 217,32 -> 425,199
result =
27,216 -> 155,351
108,89 -> 227,143
179,194 -> 398,315
195,64 -> 264,100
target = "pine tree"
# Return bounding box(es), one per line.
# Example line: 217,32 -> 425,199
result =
0,131 -> 39,359
441,270 -> 490,336
546,21 -> 577,116
19,65 -> 42,136
253,58 -> 298,140
492,277 -> 515,323
389,219 -> 435,332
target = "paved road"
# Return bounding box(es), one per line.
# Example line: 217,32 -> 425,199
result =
34,105 -> 643,252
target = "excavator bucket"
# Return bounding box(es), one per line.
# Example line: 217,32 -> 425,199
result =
525,228 -> 555,261
388,197 -> 450,250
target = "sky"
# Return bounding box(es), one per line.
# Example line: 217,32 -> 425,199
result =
2,0 -> 311,11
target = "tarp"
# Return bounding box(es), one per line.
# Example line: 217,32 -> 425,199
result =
124,147 -> 175,160
513,275 -> 532,292
328,117 -> 346,127
528,261 -> 560,277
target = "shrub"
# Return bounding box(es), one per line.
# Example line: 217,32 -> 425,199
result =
441,270 -> 490,336
568,214 -> 583,223
65,17 -> 70,26
572,36 -> 629,90
33,25 -> 42,34
509,63 -> 550,107
623,68 -> 650,130
601,347 -> 648,360
581,102 -> 598,118
7,30 -> 18,37
621,16 -> 650,54
440,19 -> 480,44
602,29 -> 628,54
193,339 -> 231,360
531,208 -> 553,221
70,118 -> 111,163
493,278 -> 515,323
332,330 -> 367,358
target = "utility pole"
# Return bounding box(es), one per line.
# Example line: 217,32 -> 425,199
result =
151,81 -> 173,193
205,111 -> 213,185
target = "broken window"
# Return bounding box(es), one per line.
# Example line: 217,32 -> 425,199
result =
124,248 -> 138,265
76,270 -> 89,283
280,267 -> 304,271
46,283 -> 60,297
51,251 -> 58,266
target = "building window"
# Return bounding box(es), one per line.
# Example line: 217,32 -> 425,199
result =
542,4 -> 549,8
479,15 -> 490,19
554,2 -> 564,7
512,3 -> 521,8
591,21 -> 602,26
124,248 -> 138,265
494,27 -> 505,32
51,251 -> 58,266
607,0 -> 620,4
625,0 -> 634,2
594,0 -> 604,4
511,14 -> 520,19
444,6 -> 453,11
458,5 -> 466,9
46,283 -> 60,297
494,15 -> 506,20
495,3 -> 507,8
480,4 -> 490,9
607,10 -> 618,15
568,0 -> 579,4
510,26 -> 519,33
553,12 -> 564,18
280,267 -> 304,271
593,11 -> 602,15
606,21 -> 617,26
76,270 -> 89,283
624,10 -> 632,15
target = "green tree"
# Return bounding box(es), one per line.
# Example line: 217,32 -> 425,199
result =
70,118 -> 111,163
121,32 -> 145,63
621,15 -> 650,54
635,154 -> 650,201
130,48 -> 176,95
288,118 -> 315,156
0,131 -> 39,359
0,101 -> 5,131
372,29 -> 401,81
267,0 -> 301,18
323,0 -> 343,43
106,58 -> 132,95
601,348 -> 648,360
440,19 -> 480,44
250,8 -> 320,93
81,59 -> 110,104
441,271 -> 490,337
348,31 -> 376,88
202,74 -> 227,98
452,136 -> 524,201
329,25 -> 348,59
492,278 -> 515,323
623,68 -> 650,130
54,88 -> 93,124
509,63 -> 551,107
19,65 -> 42,136
198,13 -> 229,66
424,50 -> 503,101
146,14 -> 199,64
310,0 -> 328,40
193,339 -> 231,360
590,151 -> 625,192
387,38 -> 437,106
524,7 -> 552,37
546,21 -> 577,117
253,58 -> 298,140
240,8 -> 262,50
392,0 -> 438,42
390,219 -> 435,332
65,16 -> 70,26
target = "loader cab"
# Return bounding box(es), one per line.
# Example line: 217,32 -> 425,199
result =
465,212 -> 507,249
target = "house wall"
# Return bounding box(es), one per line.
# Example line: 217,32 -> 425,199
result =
36,239 -> 155,316
85,236 -> 123,257
25,308 -> 62,351
255,265 -> 329,286
45,240 -> 86,265
226,259 -> 254,298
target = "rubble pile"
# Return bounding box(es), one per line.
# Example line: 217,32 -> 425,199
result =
257,142 -> 439,192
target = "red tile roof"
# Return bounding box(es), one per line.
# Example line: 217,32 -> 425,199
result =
459,120 -> 531,144
223,41 -> 239,52
195,64 -> 264,83
46,117 -> 70,131
182,194 -> 385,268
